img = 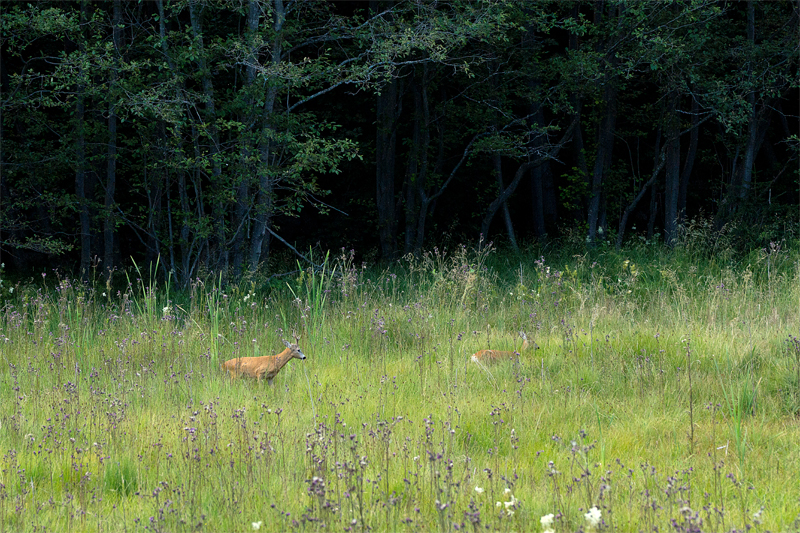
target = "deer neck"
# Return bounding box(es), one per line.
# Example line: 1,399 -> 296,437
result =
273,348 -> 294,370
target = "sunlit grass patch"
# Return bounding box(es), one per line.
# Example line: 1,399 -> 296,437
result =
103,458 -> 138,496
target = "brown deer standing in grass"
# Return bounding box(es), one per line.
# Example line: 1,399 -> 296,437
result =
222,340 -> 306,386
470,332 -> 532,364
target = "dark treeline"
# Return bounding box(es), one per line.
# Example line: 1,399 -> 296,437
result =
1,0 -> 798,285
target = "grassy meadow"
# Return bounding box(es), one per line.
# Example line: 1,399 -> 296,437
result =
2,236 -> 800,532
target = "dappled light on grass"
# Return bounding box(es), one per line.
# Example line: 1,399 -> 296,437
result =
2,242 -> 800,531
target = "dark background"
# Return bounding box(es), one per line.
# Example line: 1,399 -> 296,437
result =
1,0 -> 798,284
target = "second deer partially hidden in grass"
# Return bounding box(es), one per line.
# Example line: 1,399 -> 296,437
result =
470,332 -> 532,364
222,340 -> 306,386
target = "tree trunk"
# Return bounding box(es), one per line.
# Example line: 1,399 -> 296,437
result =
189,0 -> 227,273
162,123 -> 176,278
740,0 -> 757,199
408,80 -> 448,254
0,177 -> 7,269
529,100 -> 556,240
678,96 -> 699,222
541,162 -> 558,231
190,121 -> 209,272
618,112 -> 709,249
523,22 -> 550,242
144,154 -> 163,273
663,93 -> 680,245
495,154 -> 518,250
568,96 -> 589,222
401,76 -> 420,254
372,1 -> 399,260
530,152 -> 557,240
481,119 -> 577,239
482,162 -> 535,239
646,121 -> 663,241
568,3 -> 589,223
718,0 -> 764,222
76,100 -> 90,280
377,76 -> 399,260
646,180 -> 658,240
587,71 -> 617,244
599,192 -> 608,241
531,161 -> 546,239
529,101 -> 546,240
76,0 -> 90,280
178,159 -> 192,283
587,1 -> 618,245
412,66 -> 432,253
399,66 -> 434,255
104,0 -> 121,279
232,0 -> 261,276
158,0 -> 194,285
232,172 -> 248,277
249,0 -> 285,270
616,149 -> 667,250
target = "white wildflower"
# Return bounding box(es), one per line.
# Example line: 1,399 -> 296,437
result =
474,486 -> 484,494
251,521 -> 263,530
504,488 -> 512,494
540,513 -> 555,529
584,506 -> 602,529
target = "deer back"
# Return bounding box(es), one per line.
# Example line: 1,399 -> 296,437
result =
222,341 -> 307,380
470,332 -> 531,363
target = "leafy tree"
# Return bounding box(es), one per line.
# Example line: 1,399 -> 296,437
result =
1,0 -> 797,276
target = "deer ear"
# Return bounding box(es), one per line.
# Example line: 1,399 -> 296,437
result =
284,340 -> 291,348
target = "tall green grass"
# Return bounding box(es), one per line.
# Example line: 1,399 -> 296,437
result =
1,239 -> 800,532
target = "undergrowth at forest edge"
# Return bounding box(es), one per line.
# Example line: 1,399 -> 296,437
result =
2,238 -> 800,532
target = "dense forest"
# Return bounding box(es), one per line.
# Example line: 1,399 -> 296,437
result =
1,0 -> 798,284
